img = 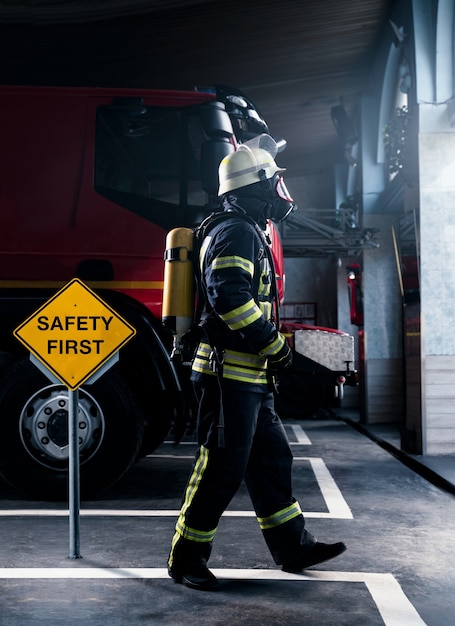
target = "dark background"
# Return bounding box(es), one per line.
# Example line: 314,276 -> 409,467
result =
0,0 -> 394,176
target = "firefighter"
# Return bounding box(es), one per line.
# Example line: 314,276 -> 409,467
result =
167,134 -> 346,590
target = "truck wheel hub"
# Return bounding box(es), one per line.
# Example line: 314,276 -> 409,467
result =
19,385 -> 105,468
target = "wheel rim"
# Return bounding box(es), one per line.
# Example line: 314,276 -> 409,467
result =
19,385 -> 105,470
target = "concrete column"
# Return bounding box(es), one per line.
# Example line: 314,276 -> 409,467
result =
419,104 -> 455,453
360,95 -> 404,424
362,214 -> 404,423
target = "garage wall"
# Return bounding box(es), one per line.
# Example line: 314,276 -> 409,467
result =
282,171 -> 339,330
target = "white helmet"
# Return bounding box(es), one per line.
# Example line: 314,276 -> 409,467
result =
218,134 -> 285,196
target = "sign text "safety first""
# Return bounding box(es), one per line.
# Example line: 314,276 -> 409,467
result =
37,315 -> 114,354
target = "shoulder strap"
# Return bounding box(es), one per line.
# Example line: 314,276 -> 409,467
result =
193,211 -> 246,325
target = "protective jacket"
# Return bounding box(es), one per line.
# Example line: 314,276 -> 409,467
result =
191,206 -> 286,392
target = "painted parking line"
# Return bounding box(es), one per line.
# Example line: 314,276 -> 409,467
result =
288,423 -> 312,445
0,455 -> 352,520
148,454 -> 352,518
163,440 -> 197,445
0,568 -> 426,625
294,456 -> 353,518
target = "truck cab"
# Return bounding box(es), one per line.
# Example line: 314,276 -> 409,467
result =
0,84 -> 276,499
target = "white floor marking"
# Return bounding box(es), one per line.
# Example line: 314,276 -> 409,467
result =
0,456 -> 352,520
148,452 -> 352,518
147,453 -> 195,459
288,424 -> 312,445
163,440 -> 196,445
0,568 -> 426,625
294,456 -> 353,519
0,507 -> 345,518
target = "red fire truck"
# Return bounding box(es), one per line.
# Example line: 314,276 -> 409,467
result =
0,84 -> 355,499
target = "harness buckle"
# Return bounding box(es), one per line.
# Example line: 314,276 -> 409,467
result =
209,347 -> 225,373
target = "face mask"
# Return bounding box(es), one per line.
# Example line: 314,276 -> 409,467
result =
267,175 -> 297,222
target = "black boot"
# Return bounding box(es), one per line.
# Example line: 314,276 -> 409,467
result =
281,540 -> 347,573
262,514 -> 347,573
168,537 -> 219,591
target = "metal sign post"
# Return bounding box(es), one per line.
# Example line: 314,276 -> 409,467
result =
68,388 -> 81,559
13,278 -> 136,559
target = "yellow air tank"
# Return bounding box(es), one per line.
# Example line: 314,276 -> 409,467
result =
162,228 -> 195,353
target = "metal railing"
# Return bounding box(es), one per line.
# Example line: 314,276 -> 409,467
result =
280,208 -> 380,257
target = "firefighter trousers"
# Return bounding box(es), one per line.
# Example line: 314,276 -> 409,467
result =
168,381 -> 313,568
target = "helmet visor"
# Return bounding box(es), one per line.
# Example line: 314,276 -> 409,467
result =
243,133 -> 279,158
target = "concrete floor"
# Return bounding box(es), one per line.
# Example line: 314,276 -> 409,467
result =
0,417 -> 454,625
345,414 -> 455,496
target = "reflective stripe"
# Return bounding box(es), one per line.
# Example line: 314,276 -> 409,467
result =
193,343 -> 267,369
220,298 -> 262,330
224,349 -> 267,369
174,446 -> 217,543
260,333 -> 285,357
259,301 -> 272,320
211,255 -> 254,276
224,158 -> 273,181
199,236 -> 212,272
174,521 -> 217,543
194,343 -> 212,358
258,280 -> 270,298
192,343 -> 268,385
221,363 -> 268,385
258,259 -> 271,299
179,445 -> 209,517
192,344 -> 216,378
257,502 -> 302,530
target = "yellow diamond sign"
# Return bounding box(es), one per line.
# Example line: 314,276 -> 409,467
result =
14,278 -> 136,390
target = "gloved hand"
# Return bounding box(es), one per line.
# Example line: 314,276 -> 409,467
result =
267,341 -> 293,373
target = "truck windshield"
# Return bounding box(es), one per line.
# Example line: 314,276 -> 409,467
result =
94,104 -> 209,230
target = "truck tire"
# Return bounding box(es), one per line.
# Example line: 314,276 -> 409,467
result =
274,369 -> 323,419
0,358 -> 144,500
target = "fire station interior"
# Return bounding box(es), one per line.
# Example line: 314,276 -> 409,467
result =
1,2 -> 455,625
2,0 -> 453,458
